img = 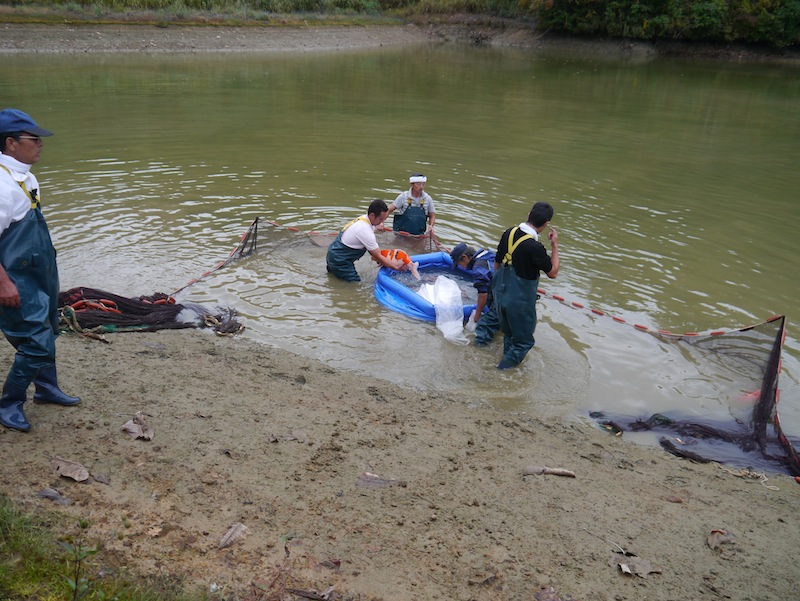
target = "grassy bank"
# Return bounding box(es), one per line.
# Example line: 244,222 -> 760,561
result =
0,495 -> 205,601
0,2 -> 405,26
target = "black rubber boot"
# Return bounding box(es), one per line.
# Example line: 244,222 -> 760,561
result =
33,365 -> 81,406
0,381 -> 31,432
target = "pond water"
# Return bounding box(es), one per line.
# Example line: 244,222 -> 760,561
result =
3,43 -> 799,469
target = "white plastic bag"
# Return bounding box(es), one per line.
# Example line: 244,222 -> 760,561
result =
464,308 -> 478,333
432,276 -> 468,345
418,283 -> 436,305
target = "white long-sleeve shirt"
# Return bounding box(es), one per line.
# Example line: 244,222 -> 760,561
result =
0,153 -> 39,234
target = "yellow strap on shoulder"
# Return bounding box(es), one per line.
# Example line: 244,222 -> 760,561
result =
342,215 -> 371,232
502,227 -> 534,266
0,164 -> 39,209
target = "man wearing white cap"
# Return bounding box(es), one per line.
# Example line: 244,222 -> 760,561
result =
0,108 -> 81,432
387,173 -> 436,236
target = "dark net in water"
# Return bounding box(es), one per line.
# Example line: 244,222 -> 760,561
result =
593,316 -> 798,475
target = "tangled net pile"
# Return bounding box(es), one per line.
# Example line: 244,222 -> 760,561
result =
56,218 -> 260,340
59,287 -> 244,340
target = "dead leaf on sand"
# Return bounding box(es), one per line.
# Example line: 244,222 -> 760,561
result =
609,552 -> 663,577
534,586 -> 579,601
51,456 -> 90,482
218,522 -> 251,549
121,411 -> 154,440
708,529 -> 736,549
356,471 -> 406,489
36,487 -> 72,505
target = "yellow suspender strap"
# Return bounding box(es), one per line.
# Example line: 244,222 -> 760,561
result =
342,215 -> 371,232
502,227 -> 534,266
406,192 -> 424,208
0,164 -> 39,209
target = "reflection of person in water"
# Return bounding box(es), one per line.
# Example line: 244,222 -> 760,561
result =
325,199 -> 403,282
387,173 -> 436,236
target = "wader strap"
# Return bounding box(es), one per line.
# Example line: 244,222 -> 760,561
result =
502,227 -> 534,266
341,215 -> 371,232
407,191 -> 425,208
0,164 -> 39,209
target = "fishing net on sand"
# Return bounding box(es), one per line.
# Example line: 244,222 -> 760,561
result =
589,315 -> 798,475
58,218 -> 260,340
58,288 -> 244,339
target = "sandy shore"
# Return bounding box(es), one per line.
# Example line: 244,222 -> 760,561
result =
0,22 -> 432,54
2,20 -> 798,64
2,327 -> 799,600
2,21 -> 799,601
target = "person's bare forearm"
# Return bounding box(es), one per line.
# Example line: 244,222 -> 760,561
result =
475,292 -> 488,320
369,248 -> 403,270
546,227 -> 559,279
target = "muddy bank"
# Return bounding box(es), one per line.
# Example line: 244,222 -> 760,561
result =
1,330 -> 798,600
2,20 -> 798,65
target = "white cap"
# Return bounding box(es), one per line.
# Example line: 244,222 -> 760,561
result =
409,175 -> 427,184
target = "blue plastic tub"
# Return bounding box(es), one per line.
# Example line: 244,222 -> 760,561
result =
374,251 -> 477,322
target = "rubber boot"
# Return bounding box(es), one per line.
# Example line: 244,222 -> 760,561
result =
33,365 -> 81,406
0,381 -> 31,432
497,358 -> 516,370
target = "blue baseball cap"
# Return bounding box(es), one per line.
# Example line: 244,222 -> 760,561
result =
450,243 -> 475,268
0,109 -> 54,137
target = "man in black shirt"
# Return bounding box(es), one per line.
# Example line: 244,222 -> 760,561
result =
480,201 -> 560,369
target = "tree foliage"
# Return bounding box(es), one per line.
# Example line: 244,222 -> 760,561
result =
526,0 -> 799,47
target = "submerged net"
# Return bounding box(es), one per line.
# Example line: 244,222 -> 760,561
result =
304,222 -> 447,254
171,216 -> 259,296
590,315 -> 798,475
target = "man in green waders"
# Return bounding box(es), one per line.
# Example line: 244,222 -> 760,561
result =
476,201 -> 559,370
0,108 -> 81,432
326,199 -> 404,282
387,173 -> 436,236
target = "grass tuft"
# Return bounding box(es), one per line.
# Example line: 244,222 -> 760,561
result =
0,494 -> 208,601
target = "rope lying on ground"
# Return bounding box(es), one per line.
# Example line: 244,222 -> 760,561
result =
717,464 -> 780,490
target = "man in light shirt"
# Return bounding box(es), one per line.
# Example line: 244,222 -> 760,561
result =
0,108 -> 81,432
387,173 -> 436,236
326,199 -> 404,282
